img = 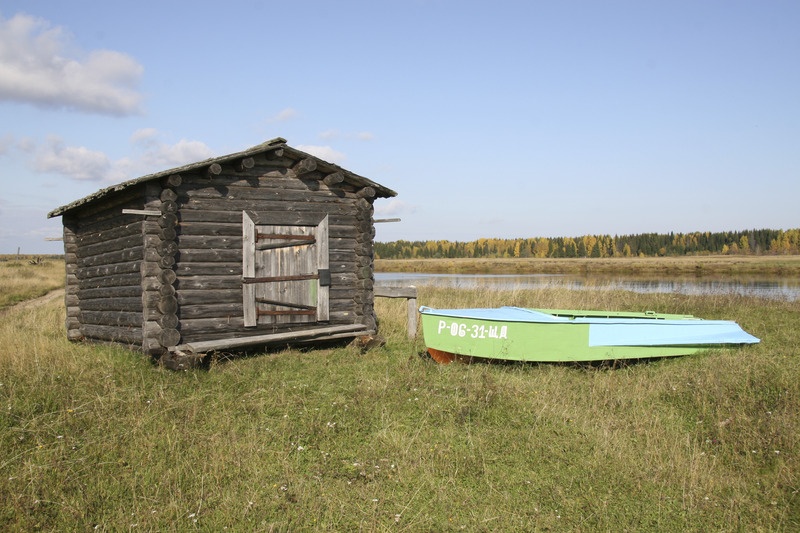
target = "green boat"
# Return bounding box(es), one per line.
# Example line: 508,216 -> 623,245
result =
419,306 -> 760,364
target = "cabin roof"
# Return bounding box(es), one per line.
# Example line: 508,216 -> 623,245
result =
48,137 -> 397,218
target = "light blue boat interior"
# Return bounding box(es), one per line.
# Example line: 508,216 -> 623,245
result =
419,306 -> 760,347
587,322 -> 760,346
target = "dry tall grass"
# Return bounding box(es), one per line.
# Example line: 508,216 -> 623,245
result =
1,266 -> 798,530
377,254 -> 800,276
0,258 -> 64,310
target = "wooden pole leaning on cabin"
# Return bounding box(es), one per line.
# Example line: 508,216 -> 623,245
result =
122,209 -> 160,216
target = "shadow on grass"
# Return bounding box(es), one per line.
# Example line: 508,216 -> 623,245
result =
416,348 -> 682,371
166,337 -> 365,371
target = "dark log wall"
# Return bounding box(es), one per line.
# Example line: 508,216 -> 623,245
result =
173,152 -> 378,344
63,216 -> 80,341
60,146 -> 382,355
141,179 -> 182,355
70,188 -> 147,346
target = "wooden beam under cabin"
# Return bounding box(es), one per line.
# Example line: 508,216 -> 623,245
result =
171,323 -> 371,353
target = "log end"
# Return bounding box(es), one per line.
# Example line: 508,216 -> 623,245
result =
158,350 -> 207,371
351,334 -> 386,353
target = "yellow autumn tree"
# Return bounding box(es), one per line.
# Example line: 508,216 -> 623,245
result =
533,237 -> 550,258
739,235 -> 750,254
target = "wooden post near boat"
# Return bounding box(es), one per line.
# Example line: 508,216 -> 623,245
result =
374,285 -> 418,339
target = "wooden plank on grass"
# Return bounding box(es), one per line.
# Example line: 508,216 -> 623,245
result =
172,323 -> 370,353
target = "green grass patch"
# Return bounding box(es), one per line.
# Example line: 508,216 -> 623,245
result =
1,274 -> 798,530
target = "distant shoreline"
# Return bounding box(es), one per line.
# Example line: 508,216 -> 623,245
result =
375,255 -> 800,276
0,254 -> 64,261
5,253 -> 799,276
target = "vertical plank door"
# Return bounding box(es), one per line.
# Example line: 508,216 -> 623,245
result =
243,212 -> 329,327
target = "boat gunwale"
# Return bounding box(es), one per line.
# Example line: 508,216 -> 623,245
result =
418,306 -> 722,326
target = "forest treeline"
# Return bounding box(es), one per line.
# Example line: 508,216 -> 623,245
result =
375,228 -> 800,259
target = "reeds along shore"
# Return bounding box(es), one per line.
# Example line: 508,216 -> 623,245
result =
376,254 -> 800,276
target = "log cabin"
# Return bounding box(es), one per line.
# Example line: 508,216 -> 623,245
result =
48,138 -> 397,368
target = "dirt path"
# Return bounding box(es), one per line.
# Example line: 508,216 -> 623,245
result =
0,288 -> 65,316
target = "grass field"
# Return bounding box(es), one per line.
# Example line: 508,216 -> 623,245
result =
0,257 -> 64,311
1,259 -> 798,530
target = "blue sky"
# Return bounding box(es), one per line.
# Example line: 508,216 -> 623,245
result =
1,0 -> 798,254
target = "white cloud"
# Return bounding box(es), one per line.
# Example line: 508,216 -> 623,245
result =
0,134 -> 37,155
375,199 -> 415,217
295,144 -> 346,165
34,136 -> 113,181
0,13 -> 143,115
319,129 -> 340,140
16,136 -> 36,153
267,107 -> 297,123
0,133 -> 13,154
30,131 -> 215,183
318,129 -> 374,142
131,132 -> 214,170
129,128 -> 159,145
142,139 -> 215,169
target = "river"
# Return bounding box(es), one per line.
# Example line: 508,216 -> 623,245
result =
375,273 -> 800,301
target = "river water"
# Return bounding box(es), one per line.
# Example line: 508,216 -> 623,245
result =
375,272 -> 800,301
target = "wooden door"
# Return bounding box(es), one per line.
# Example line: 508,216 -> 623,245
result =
243,211 -> 329,327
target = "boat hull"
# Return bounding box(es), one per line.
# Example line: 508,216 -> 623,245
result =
419,306 -> 760,363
